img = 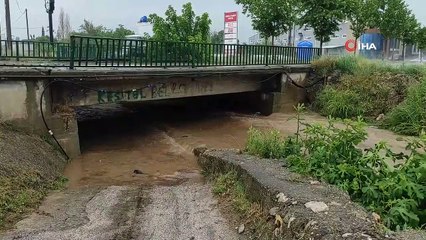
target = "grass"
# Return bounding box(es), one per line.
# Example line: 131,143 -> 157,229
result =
384,79 -> 426,135
0,170 -> 67,230
212,171 -> 272,239
246,127 -> 301,159
312,55 -> 426,135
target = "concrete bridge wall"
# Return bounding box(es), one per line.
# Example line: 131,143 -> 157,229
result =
0,66 -> 310,159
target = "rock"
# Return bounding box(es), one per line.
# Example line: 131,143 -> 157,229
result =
310,180 -> 320,185
305,201 -> 329,213
372,212 -> 381,223
193,145 -> 208,156
292,201 -> 298,205
361,233 -> 373,240
342,233 -> 353,238
269,207 -> 279,216
376,114 -> 385,121
329,201 -> 342,206
238,224 -> 245,234
276,193 -> 289,203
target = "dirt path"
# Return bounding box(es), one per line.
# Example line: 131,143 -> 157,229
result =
1,183 -> 237,240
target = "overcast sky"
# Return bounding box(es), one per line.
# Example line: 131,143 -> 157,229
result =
1,0 -> 425,42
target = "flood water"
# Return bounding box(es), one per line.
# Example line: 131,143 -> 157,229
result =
64,97 -> 258,189
64,94 -> 409,189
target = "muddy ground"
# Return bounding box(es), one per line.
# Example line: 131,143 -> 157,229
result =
0,103 -> 420,239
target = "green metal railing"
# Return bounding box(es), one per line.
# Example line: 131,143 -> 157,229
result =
0,36 -> 321,68
0,40 -> 71,61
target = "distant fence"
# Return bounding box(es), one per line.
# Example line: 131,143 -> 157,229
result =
0,36 -> 322,69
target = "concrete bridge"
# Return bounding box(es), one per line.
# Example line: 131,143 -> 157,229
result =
0,36 -> 316,158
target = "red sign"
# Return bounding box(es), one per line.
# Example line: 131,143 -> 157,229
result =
224,11 -> 238,23
345,39 -> 357,52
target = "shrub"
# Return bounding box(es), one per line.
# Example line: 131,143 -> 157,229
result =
245,116 -> 426,230
246,127 -> 301,159
384,79 -> 426,135
314,60 -> 419,119
316,87 -> 366,118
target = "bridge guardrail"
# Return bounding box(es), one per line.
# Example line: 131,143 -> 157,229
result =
0,36 -> 322,68
0,40 -> 71,61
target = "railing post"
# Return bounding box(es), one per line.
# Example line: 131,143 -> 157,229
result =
191,43 -> 195,68
69,36 -> 75,69
15,41 -> 20,61
265,45 -> 269,66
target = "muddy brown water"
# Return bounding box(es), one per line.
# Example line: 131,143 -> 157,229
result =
65,104 -> 409,189
65,107 -> 255,189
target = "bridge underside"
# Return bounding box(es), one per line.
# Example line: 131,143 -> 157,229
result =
0,65 -> 310,159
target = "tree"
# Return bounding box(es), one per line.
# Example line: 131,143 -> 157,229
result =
400,12 -> 420,61
417,27 -> 426,62
76,20 -> 134,38
111,24 -> 135,38
149,3 -> 211,43
57,8 -> 72,40
376,0 -> 411,58
300,0 -> 347,49
418,27 -> 426,50
346,0 -> 380,48
236,0 -> 297,46
210,30 -> 224,44
78,19 -> 110,36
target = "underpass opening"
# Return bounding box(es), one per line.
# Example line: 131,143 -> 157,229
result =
65,92 -> 266,189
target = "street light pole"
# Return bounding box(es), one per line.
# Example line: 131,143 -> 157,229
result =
45,0 -> 55,42
4,0 -> 12,48
25,9 -> 30,40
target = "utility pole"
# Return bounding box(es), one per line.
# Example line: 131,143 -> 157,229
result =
25,9 -> 30,40
4,0 -> 12,47
45,0 -> 55,42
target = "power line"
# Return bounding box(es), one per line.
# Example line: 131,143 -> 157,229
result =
14,0 -> 22,13
13,10 -> 25,23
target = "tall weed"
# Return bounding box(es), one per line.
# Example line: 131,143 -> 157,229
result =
316,87 -> 366,118
384,79 -> 426,135
313,56 -> 423,120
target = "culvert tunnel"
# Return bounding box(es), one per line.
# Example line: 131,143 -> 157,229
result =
64,92 -> 268,188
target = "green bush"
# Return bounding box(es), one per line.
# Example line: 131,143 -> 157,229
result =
288,119 -> 426,230
245,117 -> 426,230
246,127 -> 301,159
384,79 -> 426,136
316,87 -> 366,118
313,56 -> 422,120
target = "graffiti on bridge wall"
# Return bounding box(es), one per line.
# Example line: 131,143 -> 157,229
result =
97,80 -> 214,104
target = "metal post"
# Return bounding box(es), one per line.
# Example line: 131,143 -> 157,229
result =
25,9 -> 30,40
46,0 -> 55,43
69,36 -> 75,69
4,0 -> 12,49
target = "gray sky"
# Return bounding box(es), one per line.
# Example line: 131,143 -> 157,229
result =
1,0 -> 425,42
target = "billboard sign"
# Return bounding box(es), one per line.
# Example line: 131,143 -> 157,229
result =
224,11 -> 238,55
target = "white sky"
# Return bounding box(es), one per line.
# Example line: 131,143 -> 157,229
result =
1,0 -> 425,42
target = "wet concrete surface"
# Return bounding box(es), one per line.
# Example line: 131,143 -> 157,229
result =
0,103 -> 412,240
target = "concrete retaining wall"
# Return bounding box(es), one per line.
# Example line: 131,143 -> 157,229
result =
196,149 -> 386,240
